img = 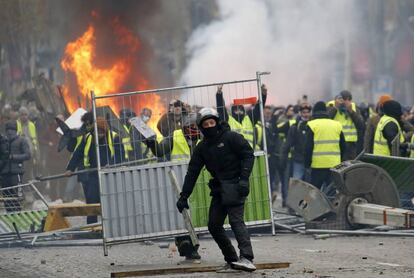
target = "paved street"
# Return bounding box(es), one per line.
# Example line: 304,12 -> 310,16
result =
1,232 -> 413,277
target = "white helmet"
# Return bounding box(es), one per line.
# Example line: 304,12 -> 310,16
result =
196,107 -> 219,127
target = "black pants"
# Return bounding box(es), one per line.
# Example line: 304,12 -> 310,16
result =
344,142 -> 357,160
268,155 -> 280,192
82,174 -> 100,224
1,174 -> 22,212
207,197 -> 254,263
310,168 -> 331,190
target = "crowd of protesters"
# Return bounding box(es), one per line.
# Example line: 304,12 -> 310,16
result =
1,85 -> 414,214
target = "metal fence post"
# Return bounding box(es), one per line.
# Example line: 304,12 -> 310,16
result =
91,90 -> 108,256
256,71 -> 275,236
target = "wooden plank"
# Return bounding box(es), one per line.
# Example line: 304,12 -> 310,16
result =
48,204 -> 101,217
44,203 -> 101,231
44,209 -> 70,231
111,262 -> 290,277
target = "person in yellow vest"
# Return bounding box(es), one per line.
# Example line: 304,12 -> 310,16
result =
146,113 -> 200,161
373,100 -> 405,157
119,108 -> 136,162
157,99 -> 190,138
327,91 -> 364,160
16,107 -> 38,153
259,106 -> 283,203
305,101 -> 346,190
276,105 -> 297,137
274,104 -> 298,206
215,84 -> 267,148
282,103 -> 312,181
363,95 -> 393,153
119,107 -> 155,162
65,115 -> 124,223
16,106 -> 39,178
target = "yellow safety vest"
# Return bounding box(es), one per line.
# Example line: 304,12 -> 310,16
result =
307,118 -> 342,168
84,131 -> 116,167
277,119 -> 296,139
373,115 -> 404,156
331,102 -> 358,142
277,119 -> 296,158
326,100 -> 335,107
227,115 -> 254,147
75,136 -> 83,150
170,129 -> 198,161
16,120 -> 38,150
368,107 -> 376,118
410,135 -> 414,158
122,125 -> 133,160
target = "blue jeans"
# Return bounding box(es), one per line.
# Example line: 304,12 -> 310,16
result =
292,161 -> 306,180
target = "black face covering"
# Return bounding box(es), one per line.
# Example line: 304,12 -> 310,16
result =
202,126 -> 219,139
231,105 -> 245,123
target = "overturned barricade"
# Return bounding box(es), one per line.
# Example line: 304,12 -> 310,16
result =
91,73 -> 274,255
0,181 -> 49,235
286,156 -> 414,233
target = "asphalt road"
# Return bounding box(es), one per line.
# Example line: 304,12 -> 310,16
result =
0,232 -> 413,278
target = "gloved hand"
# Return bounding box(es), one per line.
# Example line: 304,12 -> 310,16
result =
176,193 -> 189,213
238,179 -> 250,197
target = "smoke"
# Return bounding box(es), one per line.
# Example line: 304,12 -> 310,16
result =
180,0 -> 360,105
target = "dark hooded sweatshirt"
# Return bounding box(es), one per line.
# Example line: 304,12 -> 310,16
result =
181,123 -> 254,197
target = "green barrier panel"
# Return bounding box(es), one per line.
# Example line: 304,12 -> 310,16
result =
0,209 -> 48,232
189,155 -> 271,227
360,154 -> 414,192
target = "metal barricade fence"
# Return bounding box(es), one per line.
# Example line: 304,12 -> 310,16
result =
92,73 -> 274,254
0,181 -> 49,234
360,154 -> 414,209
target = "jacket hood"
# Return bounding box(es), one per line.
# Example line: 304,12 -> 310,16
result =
311,111 -> 330,120
382,100 -> 402,120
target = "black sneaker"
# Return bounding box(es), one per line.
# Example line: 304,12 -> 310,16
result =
231,257 -> 256,272
216,263 -> 241,273
185,250 -> 201,260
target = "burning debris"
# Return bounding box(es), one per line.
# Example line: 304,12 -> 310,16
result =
60,11 -> 165,128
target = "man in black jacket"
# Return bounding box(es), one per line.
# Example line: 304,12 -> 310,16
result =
176,107 -> 256,272
0,122 -> 31,212
66,116 -> 124,223
282,103 -> 312,181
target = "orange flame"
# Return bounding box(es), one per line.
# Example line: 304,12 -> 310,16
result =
60,16 -> 164,130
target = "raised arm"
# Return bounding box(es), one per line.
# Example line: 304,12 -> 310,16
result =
216,85 -> 229,122
250,84 -> 267,125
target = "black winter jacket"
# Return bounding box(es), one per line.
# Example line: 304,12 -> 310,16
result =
181,125 -> 254,197
282,120 -> 308,163
0,134 -> 31,175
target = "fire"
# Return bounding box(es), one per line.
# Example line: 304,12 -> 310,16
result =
60,15 -> 165,130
